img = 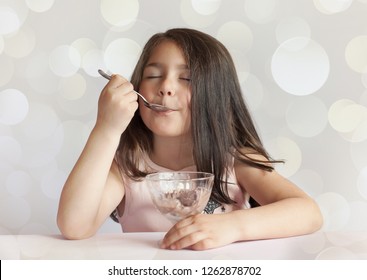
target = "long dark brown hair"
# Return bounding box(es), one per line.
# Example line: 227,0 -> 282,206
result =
114,28 -> 282,209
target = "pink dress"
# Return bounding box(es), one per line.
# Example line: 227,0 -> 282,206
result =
117,156 -> 250,232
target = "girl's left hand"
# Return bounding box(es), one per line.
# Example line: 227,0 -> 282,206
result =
160,213 -> 239,250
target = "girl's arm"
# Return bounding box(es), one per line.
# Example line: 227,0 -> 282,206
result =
57,75 -> 138,239
161,154 -> 323,250
57,126 -> 123,239
231,156 -> 323,241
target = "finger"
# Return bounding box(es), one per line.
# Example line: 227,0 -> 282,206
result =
107,74 -> 130,89
160,217 -> 198,249
163,230 -> 208,250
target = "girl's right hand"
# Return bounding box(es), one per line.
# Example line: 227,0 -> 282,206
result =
96,74 -> 139,136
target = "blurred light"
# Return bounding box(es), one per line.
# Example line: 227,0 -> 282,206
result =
265,137 -> 302,177
191,0 -> 222,15
0,89 -> 29,125
104,38 -> 141,78
180,0 -> 218,28
271,37 -> 330,96
49,45 -> 81,77
100,0 -> 139,29
25,0 -> 54,13
3,26 -> 36,58
345,36 -> 367,73
314,0 -> 353,14
316,192 -> 350,231
59,74 -> 87,101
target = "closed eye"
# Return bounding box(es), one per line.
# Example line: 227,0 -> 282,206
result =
180,77 -> 191,82
146,76 -> 162,79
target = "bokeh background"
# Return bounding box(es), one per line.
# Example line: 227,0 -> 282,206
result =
1,0 -> 367,243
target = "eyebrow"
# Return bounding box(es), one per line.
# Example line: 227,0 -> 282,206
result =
145,62 -> 189,70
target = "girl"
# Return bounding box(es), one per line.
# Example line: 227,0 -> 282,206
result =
57,28 -> 323,250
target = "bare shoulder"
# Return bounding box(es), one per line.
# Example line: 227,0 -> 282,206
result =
233,148 -> 309,205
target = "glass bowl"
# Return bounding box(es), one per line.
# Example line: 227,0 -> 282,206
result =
145,171 -> 214,222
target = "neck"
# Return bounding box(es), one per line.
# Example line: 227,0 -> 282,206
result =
150,134 -> 194,171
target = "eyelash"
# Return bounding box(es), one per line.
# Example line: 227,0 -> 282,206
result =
145,76 -> 190,82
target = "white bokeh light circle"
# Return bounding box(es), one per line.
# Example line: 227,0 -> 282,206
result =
316,192 -> 350,231
275,17 -> 311,45
41,169 -> 67,199
271,37 -> 330,96
0,196 -> 31,229
0,89 -> 29,125
0,1 -> 28,36
181,0 -> 218,28
0,7 -> 20,35
3,26 -> 36,58
286,96 -> 328,137
191,0 -> 222,15
82,49 -> 106,77
340,107 -> 367,143
314,0 -> 353,14
244,0 -> 278,24
6,170 -> 33,197
328,99 -> 355,132
49,45 -> 81,77
357,166 -> 367,200
329,99 -> 367,142
0,55 -> 15,87
59,74 -> 87,101
57,85 -> 98,117
71,38 -> 98,57
240,73 -> 264,111
217,21 -> 253,53
345,35 -> 367,73
104,38 -> 141,78
25,0 -> 54,13
100,0 -> 139,29
265,137 -> 302,177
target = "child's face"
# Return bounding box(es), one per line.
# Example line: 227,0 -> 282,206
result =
139,40 -> 192,138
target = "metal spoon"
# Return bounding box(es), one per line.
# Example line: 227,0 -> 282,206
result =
98,69 -> 177,112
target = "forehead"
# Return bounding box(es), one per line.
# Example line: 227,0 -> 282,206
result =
146,40 -> 187,65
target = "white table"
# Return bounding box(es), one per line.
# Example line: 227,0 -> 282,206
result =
1,231 -> 366,259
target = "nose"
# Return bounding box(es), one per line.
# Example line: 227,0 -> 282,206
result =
159,78 -> 175,96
